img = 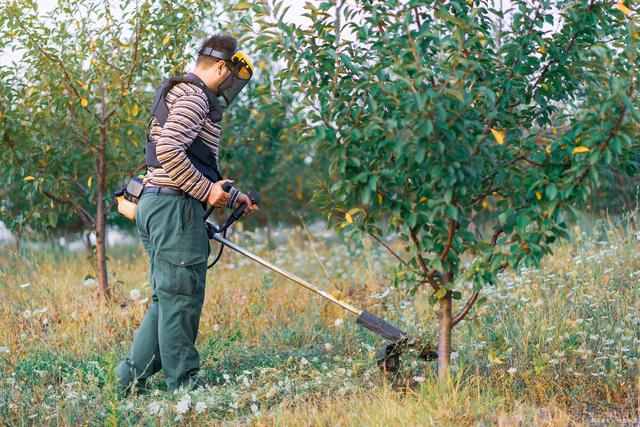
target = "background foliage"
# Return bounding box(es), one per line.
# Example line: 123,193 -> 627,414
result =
244,0 -> 639,372
0,0 -> 638,371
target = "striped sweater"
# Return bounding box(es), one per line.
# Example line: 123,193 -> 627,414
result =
144,81 -> 241,208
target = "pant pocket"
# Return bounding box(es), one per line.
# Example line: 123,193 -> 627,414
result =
179,199 -> 208,255
180,198 -> 194,233
156,250 -> 207,298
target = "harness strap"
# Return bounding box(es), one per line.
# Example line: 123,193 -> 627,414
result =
151,73 -> 223,126
144,74 -> 224,183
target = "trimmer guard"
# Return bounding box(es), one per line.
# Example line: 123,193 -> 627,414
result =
356,310 -> 408,342
356,311 -> 440,372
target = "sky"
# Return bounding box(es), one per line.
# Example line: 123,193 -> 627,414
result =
1,0 -> 315,65
2,1 -> 529,66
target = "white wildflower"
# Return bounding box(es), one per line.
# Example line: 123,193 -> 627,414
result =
303,156 -> 313,165
213,324 -> 220,332
251,404 -> 259,414
324,343 -> 333,351
129,289 -> 141,300
147,401 -> 161,416
507,367 -> 517,374
34,307 -> 47,315
370,288 -> 390,299
175,394 -> 191,415
334,318 -> 343,327
22,309 -> 32,319
83,278 -> 96,287
195,401 -> 207,414
20,283 -> 30,288
362,343 -> 375,353
0,346 -> 8,354
229,401 -> 239,409
300,357 -> 309,365
223,373 -> 231,381
412,376 -> 425,383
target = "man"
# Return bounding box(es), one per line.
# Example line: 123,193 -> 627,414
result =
116,33 -> 257,393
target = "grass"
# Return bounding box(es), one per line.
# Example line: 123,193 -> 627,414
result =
0,213 -> 639,426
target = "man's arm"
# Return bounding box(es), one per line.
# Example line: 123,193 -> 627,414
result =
155,91 -> 241,205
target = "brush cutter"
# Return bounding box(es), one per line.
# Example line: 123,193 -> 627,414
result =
204,188 -> 437,372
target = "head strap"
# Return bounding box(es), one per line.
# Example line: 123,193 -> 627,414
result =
198,47 -> 233,61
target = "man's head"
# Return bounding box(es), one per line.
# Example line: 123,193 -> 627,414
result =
193,33 -> 254,107
193,34 -> 238,91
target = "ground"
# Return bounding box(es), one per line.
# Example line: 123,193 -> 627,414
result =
0,216 -> 638,425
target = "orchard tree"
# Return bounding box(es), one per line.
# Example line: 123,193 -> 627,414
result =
250,0 -> 639,378
0,0 -> 219,300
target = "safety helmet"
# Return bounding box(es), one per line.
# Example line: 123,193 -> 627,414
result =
198,46 -> 254,107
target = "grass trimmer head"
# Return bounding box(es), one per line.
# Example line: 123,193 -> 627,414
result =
356,311 -> 438,372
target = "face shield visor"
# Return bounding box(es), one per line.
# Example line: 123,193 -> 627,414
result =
198,46 -> 254,108
217,51 -> 254,108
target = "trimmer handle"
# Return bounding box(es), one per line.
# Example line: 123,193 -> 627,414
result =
218,189 -> 260,232
247,189 -> 261,206
203,181 -> 236,220
205,187 -> 261,236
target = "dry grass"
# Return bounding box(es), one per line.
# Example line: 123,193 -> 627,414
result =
0,216 -> 638,425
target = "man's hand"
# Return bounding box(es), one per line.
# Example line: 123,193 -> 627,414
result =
236,193 -> 259,215
207,179 -> 233,207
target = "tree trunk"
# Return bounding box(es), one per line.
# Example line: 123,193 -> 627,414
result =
96,123 -> 110,301
438,290 -> 453,381
14,228 -> 21,257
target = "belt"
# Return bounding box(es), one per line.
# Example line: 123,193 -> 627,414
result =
142,186 -> 187,197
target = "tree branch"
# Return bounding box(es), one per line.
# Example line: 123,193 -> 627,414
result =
13,12 -> 97,120
42,190 -> 95,228
409,227 -> 440,292
439,218 -> 457,261
452,291 -> 478,326
367,232 -> 408,266
104,5 -> 146,121
452,227 -> 504,325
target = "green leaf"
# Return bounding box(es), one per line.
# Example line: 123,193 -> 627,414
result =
545,184 -> 557,200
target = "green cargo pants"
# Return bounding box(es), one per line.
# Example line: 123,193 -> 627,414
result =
116,191 -> 210,392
